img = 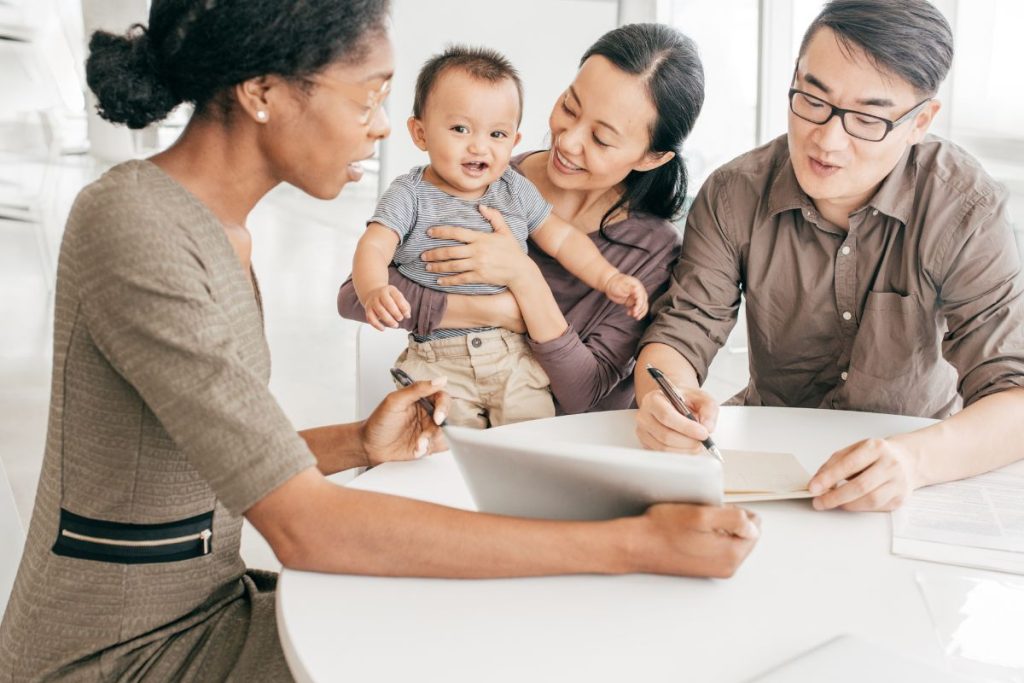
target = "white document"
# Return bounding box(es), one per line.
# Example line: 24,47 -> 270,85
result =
892,462 -> 1024,575
722,449 -> 814,503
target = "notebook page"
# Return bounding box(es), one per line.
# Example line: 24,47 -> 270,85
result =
722,449 -> 813,503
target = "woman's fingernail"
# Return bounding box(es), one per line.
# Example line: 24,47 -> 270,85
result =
434,411 -> 446,426
808,481 -> 822,495
746,522 -> 761,539
415,436 -> 428,457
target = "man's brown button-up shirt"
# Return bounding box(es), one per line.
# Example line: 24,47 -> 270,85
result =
642,135 -> 1024,418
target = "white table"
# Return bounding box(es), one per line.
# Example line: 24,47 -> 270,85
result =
276,407 -> 995,682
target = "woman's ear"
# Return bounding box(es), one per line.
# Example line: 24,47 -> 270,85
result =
633,149 -> 675,173
235,76 -> 275,124
408,117 -> 428,151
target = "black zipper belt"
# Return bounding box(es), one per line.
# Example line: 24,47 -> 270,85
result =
52,508 -> 214,564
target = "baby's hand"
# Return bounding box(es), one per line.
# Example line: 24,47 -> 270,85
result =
604,273 -> 649,320
363,285 -> 411,330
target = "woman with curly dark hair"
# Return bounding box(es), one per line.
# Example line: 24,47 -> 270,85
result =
0,2 -> 758,679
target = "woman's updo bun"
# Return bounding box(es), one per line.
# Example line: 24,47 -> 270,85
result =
82,1 -> 391,130
86,26 -> 181,130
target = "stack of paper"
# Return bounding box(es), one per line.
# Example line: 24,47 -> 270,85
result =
892,462 -> 1024,575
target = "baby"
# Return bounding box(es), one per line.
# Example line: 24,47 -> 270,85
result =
351,45 -> 647,428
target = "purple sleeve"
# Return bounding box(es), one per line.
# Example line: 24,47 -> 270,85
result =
528,315 -> 645,414
528,228 -> 681,414
337,266 -> 447,336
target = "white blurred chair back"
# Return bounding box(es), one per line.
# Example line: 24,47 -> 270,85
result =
0,457 -> 25,614
355,325 -> 409,419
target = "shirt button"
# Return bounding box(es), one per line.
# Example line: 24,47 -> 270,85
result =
842,311 -> 852,321
841,371 -> 849,381
841,246 -> 851,256
471,337 -> 482,348
872,210 -> 879,216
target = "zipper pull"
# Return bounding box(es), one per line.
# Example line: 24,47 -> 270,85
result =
200,529 -> 212,555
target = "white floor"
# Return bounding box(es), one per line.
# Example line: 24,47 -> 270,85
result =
0,146 -> 751,572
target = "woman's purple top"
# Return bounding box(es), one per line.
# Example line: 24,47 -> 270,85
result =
337,152 -> 682,414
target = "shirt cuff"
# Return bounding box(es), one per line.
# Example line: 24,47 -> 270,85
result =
638,325 -> 715,386
960,361 -> 1024,407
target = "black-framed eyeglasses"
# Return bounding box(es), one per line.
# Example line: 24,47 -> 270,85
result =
788,88 -> 930,142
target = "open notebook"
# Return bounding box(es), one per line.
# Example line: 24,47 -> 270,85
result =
722,449 -> 815,503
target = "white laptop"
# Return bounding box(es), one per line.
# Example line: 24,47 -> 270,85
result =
444,425 -> 723,520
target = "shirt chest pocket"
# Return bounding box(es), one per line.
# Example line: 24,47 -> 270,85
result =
849,291 -> 937,379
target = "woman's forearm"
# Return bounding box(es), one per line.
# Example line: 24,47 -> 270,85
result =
248,469 -> 759,579
281,473 -> 635,577
299,423 -> 368,476
508,261 -> 569,343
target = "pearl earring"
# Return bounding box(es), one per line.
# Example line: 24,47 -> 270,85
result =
256,111 -> 268,122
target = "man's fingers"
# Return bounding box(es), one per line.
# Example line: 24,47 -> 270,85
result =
649,393 -> 711,441
637,408 -> 707,453
689,393 -> 719,432
813,462 -> 887,510
837,481 -> 904,512
809,439 -> 878,495
636,422 -> 701,454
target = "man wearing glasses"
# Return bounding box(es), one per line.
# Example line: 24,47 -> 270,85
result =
635,0 -> 1024,512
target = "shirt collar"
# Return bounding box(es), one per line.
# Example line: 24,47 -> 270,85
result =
768,144 -> 917,226
863,144 -> 916,225
767,156 -> 814,218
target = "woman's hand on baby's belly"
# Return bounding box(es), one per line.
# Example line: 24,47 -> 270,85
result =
423,206 -> 532,289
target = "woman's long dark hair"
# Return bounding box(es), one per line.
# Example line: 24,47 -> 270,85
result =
580,23 -> 704,230
86,0 -> 391,129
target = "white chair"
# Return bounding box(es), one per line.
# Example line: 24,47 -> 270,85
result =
355,325 -> 411,419
1,457 -> 26,614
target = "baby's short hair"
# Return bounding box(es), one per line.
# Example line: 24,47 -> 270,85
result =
413,45 -> 524,125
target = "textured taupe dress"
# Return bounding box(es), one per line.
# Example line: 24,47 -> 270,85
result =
0,161 -> 316,681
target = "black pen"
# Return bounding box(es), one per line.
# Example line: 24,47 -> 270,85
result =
390,367 -> 446,426
645,364 -> 724,462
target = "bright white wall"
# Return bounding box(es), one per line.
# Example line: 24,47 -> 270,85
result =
379,0 -> 618,191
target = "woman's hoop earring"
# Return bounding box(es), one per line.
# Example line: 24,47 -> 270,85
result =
256,111 -> 268,122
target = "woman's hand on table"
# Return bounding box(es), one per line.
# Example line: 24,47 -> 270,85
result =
635,387 -> 720,454
635,504 -> 761,578
807,437 -> 919,512
359,377 -> 451,466
422,205 -> 539,291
